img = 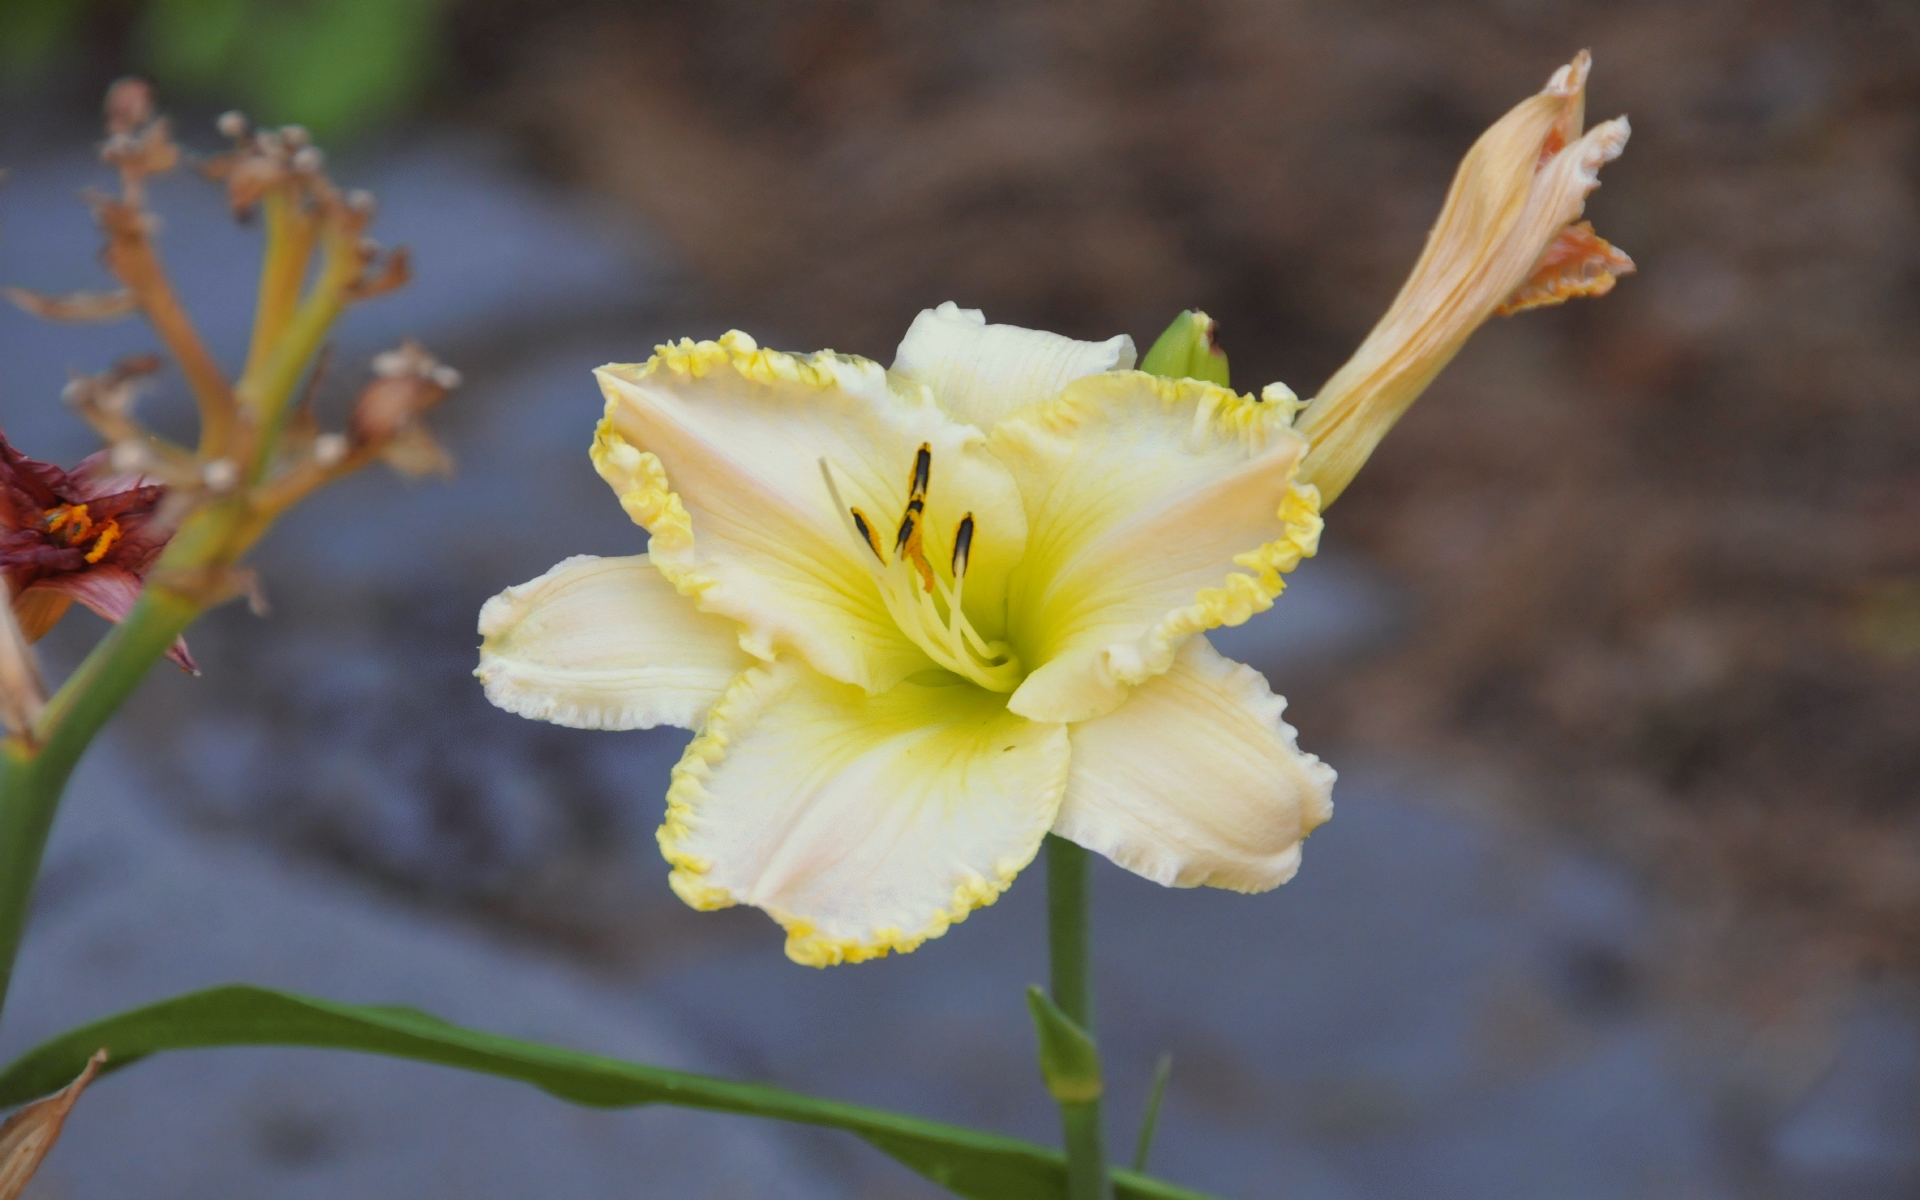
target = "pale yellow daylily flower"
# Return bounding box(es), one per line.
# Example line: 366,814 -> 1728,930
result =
1298,49 -> 1633,504
477,51 -> 1631,967
479,306 -> 1329,966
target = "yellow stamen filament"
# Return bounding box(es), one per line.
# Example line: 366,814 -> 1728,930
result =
896,508 -> 935,593
819,454 -> 1021,692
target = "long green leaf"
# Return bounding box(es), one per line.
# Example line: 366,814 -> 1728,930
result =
0,985 -> 1219,1200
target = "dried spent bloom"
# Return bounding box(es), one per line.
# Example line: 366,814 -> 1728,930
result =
1297,50 -> 1632,505
5,83 -> 453,633
0,430 -> 194,671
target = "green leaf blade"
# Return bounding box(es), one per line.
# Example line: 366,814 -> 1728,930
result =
0,985 -> 1222,1200
1132,1054 -> 1174,1173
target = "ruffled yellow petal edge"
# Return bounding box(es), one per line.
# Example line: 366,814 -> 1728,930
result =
589,330 -> 898,661
659,662 -> 1068,966
1001,372 -> 1325,722
1121,480 -> 1320,664
1105,474 -> 1323,691
1136,379 -> 1325,658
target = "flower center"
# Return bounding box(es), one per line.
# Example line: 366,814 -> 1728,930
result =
43,503 -> 123,564
821,445 -> 1022,693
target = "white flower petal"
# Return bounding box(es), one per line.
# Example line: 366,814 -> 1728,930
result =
477,554 -> 751,730
594,332 -> 1028,694
990,371 -> 1322,725
662,659 -> 1070,966
1055,636 -> 1334,892
891,302 -> 1136,430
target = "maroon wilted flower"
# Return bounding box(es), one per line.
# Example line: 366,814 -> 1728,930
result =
0,428 -> 194,671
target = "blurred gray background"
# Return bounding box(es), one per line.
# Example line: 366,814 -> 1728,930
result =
1,2 -> 1916,1197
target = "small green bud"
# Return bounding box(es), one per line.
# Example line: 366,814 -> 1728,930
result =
1026,985 -> 1104,1104
1139,309 -> 1230,387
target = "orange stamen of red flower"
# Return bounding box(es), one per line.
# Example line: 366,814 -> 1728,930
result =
42,502 -> 124,564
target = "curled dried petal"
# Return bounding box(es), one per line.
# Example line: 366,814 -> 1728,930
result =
1496,221 -> 1635,315
3,287 -> 137,323
0,1050 -> 106,1199
0,590 -> 46,740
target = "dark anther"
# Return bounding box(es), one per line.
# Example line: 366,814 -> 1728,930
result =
952,514 -> 975,576
894,508 -> 918,556
850,507 -> 883,560
910,443 -> 931,499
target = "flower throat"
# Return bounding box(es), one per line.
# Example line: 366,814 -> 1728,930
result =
821,444 -> 1021,692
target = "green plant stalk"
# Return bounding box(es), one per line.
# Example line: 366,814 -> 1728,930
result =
0,491 -> 258,1021
240,191 -> 319,403
2,187 -> 351,1019
0,587 -> 202,1020
242,228 -> 357,482
1047,834 -> 1111,1200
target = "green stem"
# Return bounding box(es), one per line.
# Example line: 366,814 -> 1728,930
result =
1047,835 -> 1110,1200
0,588 -> 200,1021
242,229 -> 356,483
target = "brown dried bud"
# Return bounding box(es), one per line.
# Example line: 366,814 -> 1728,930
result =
216,153 -> 290,216
103,79 -> 154,136
343,341 -> 458,478
199,118 -> 330,217
351,341 -> 456,444
349,245 -> 411,301
98,79 -> 179,196
101,121 -> 180,182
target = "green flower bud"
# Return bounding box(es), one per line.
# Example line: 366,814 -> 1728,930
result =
1139,310 -> 1230,387
1026,985 -> 1104,1104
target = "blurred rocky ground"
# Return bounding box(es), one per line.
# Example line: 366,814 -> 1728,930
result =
0,0 -> 1917,1196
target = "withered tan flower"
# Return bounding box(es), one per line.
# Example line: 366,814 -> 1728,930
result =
1298,50 -> 1632,505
